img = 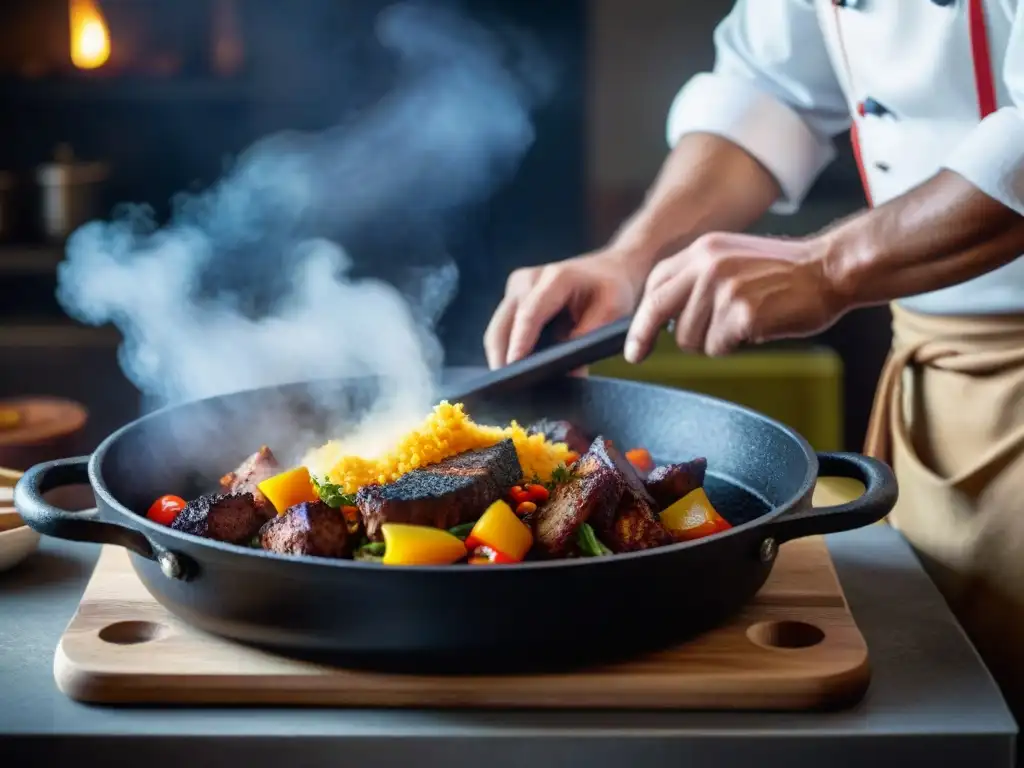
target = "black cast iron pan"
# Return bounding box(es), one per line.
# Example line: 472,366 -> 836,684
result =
15,371 -> 896,674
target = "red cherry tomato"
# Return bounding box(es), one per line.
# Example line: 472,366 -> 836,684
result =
508,485 -> 532,505
147,495 -> 186,526
524,484 -> 550,503
515,501 -> 537,517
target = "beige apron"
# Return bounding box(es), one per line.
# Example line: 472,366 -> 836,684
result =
865,302 -> 1024,716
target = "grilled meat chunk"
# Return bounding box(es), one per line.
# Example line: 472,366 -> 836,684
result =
259,501 -> 350,558
645,458 -> 708,510
171,492 -> 265,545
571,436 -> 672,553
584,436 -> 655,506
526,418 -> 592,455
219,445 -> 280,514
533,459 -> 624,557
356,439 -> 523,541
605,495 -> 674,553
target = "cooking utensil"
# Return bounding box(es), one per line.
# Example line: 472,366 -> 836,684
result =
35,144 -> 109,242
441,317 -> 630,402
13,372 -> 897,672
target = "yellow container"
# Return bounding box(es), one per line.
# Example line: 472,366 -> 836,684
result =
592,334 -> 843,452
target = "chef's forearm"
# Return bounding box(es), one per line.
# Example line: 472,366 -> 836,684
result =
610,133 -> 782,273
820,170 -> 1024,307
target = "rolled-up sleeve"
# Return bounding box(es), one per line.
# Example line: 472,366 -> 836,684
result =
667,0 -> 851,214
942,4 -> 1024,216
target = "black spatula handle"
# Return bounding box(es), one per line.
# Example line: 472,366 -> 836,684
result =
441,316 -> 632,403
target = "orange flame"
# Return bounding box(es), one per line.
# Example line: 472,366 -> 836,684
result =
69,0 -> 111,70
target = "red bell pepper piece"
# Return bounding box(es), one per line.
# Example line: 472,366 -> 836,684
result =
467,545 -> 519,564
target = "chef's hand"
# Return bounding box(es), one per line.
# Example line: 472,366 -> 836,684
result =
485,249 -> 644,369
625,232 -> 844,363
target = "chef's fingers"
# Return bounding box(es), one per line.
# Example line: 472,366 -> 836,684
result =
484,295 -> 520,369
704,283 -> 756,357
506,268 -> 574,364
644,256 -> 680,293
626,270 -> 696,364
484,266 -> 541,369
673,265 -> 716,352
570,302 -> 627,341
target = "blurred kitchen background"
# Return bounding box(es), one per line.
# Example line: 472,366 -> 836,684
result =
0,0 -> 891,456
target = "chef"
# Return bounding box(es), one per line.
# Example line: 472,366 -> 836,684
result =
484,0 -> 1024,728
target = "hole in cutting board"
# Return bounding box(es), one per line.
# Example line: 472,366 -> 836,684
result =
746,620 -> 825,650
98,621 -> 168,645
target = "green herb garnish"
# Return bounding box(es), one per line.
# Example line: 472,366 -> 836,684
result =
576,523 -> 612,557
249,536 -> 261,548
545,463 -> 578,492
311,476 -> 357,509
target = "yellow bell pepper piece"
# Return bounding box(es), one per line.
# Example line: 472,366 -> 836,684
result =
660,487 -> 731,541
381,523 -> 468,566
257,466 -> 320,515
465,499 -> 533,562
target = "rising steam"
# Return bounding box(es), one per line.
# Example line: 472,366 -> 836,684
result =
56,3 -> 553,460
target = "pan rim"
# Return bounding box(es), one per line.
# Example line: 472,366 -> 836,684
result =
87,374 -> 820,573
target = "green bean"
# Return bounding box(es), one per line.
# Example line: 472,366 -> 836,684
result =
448,522 -> 477,540
576,523 -> 611,557
353,540 -> 385,563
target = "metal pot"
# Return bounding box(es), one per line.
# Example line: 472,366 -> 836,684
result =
35,144 -> 108,242
14,374 -> 897,673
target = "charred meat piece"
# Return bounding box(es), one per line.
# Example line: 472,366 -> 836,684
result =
645,458 -> 708,510
526,418 -> 593,455
605,495 -> 674,553
220,445 -> 280,514
171,492 -> 266,545
357,439 -> 523,541
259,501 -> 351,559
533,460 -> 624,557
573,436 -> 672,553
584,436 -> 655,506
576,436 -> 655,536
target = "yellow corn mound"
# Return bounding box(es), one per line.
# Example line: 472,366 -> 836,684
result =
306,401 -> 571,495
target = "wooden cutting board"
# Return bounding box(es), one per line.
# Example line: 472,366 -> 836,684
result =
54,535 -> 871,710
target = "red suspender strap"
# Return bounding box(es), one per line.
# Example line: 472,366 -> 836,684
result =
833,0 -> 997,206
968,0 -> 998,119
849,123 -> 872,207
830,5 -> 873,206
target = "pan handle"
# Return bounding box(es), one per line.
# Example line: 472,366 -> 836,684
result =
769,452 -> 898,543
15,456 -> 161,562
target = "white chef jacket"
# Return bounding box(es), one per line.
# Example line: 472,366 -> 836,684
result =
666,0 -> 1024,315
